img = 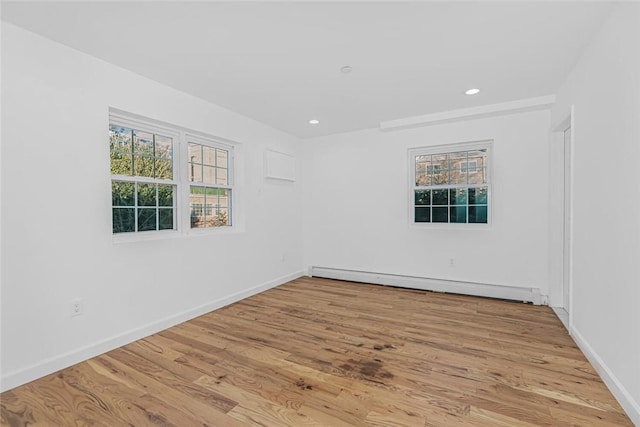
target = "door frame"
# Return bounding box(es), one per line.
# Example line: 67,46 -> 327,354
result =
552,106 -> 575,333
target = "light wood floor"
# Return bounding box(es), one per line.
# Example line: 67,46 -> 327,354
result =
1,277 -> 632,426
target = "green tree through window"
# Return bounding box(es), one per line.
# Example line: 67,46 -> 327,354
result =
110,125 -> 175,233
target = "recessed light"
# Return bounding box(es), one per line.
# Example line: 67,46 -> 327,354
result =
340,65 -> 353,74
465,88 -> 480,95
308,119 -> 320,125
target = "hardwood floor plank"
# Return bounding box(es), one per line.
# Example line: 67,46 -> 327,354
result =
1,277 -> 633,426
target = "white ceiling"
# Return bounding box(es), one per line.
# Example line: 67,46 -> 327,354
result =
1,1 -> 613,138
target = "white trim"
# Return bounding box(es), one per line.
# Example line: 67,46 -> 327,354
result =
380,95 -> 556,131
571,326 -> 640,426
109,109 -> 241,238
0,271 -> 305,393
551,306 -> 569,330
184,138 -> 234,229
309,267 -> 544,305
109,108 -> 242,148
109,112 -> 180,140
567,106 -> 575,333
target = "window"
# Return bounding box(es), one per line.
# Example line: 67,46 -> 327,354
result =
109,112 -> 234,235
110,125 -> 176,233
410,141 -> 490,224
188,140 -> 232,228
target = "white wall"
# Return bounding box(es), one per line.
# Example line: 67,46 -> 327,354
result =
0,23 -> 303,391
550,4 -> 640,423
301,110 -> 551,295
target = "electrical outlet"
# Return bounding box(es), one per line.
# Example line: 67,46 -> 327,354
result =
71,298 -> 84,317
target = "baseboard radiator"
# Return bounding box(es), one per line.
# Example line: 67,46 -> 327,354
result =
309,267 -> 543,305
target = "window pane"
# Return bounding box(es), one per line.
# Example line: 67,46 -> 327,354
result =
450,151 -> 467,171
138,183 -> 157,206
112,181 -> 135,206
432,207 -> 448,223
469,205 -> 488,223
468,149 -> 487,167
415,172 -> 429,186
203,166 -> 216,184
155,134 -> 172,159
211,208 -> 229,227
190,187 -> 231,228
110,152 -> 132,175
450,206 -> 467,223
159,208 -> 174,230
155,158 -> 172,180
217,189 -> 230,208
191,206 -> 205,228
189,163 -> 203,182
431,167 -> 449,185
203,187 -> 218,207
216,149 -> 228,168
109,126 -> 132,153
190,186 -> 206,228
113,208 -> 135,233
468,150 -> 487,178
469,167 -> 487,184
157,185 -> 173,207
133,155 -> 154,178
450,188 -> 467,205
416,156 -> 430,180
188,143 -> 202,164
415,207 -> 430,223
133,130 -> 154,155
469,187 -> 488,204
138,208 -> 157,231
450,169 -> 467,184
449,154 -> 467,184
432,189 -> 448,205
415,190 -> 430,206
432,153 -> 449,170
203,146 -> 215,166
191,216 -> 205,228
216,168 -> 228,185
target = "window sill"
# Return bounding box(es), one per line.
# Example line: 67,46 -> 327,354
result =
185,226 -> 245,238
409,222 -> 492,231
112,226 -> 244,244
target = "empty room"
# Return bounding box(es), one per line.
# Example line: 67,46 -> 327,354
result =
1,1 -> 639,426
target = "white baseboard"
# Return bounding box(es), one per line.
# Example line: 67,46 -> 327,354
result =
570,326 -> 640,426
551,306 -> 569,331
1,270 -> 304,393
309,267 -> 544,305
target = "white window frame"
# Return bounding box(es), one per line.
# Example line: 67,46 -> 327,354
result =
182,133 -> 234,233
408,140 -> 492,228
110,110 -> 237,242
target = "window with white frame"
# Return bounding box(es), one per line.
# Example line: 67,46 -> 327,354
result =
109,113 -> 234,234
410,141 -> 490,224
187,140 -> 232,228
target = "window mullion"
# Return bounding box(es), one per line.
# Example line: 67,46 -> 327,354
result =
133,182 -> 139,232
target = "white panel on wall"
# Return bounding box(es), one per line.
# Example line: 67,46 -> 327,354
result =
265,149 -> 295,181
